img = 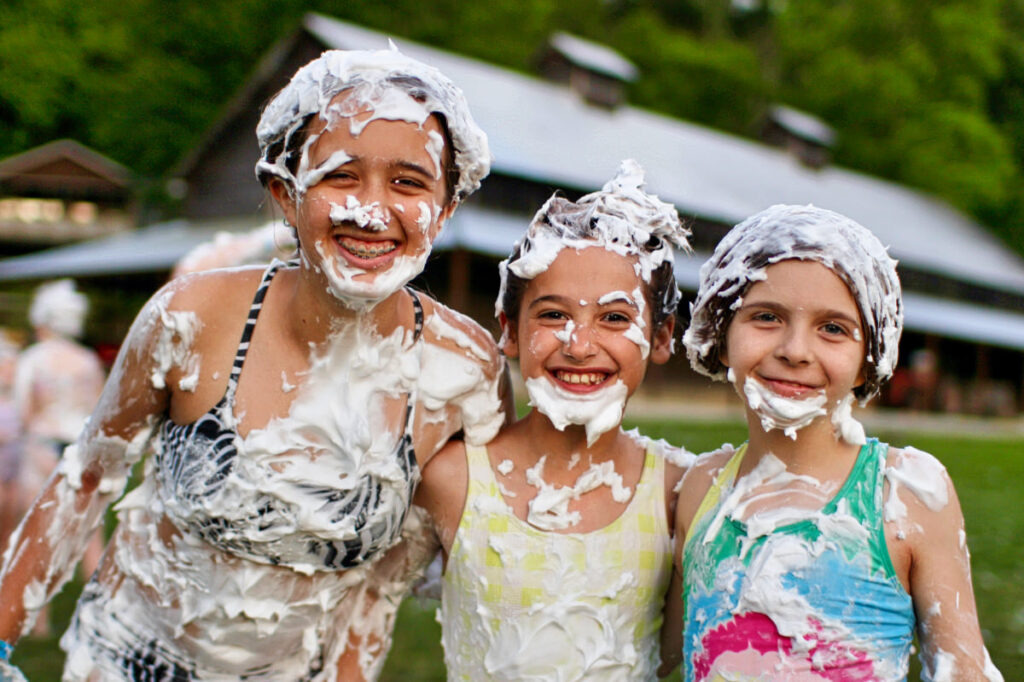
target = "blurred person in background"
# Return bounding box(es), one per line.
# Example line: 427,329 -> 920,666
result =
12,279 -> 106,636
0,331 -> 23,556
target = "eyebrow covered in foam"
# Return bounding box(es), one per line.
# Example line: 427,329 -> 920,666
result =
597,290 -> 637,307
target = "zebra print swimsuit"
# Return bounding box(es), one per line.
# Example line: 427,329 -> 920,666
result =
154,260 -> 423,571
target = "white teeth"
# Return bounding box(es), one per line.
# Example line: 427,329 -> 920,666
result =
555,371 -> 606,386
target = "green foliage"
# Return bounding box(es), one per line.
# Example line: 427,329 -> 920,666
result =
3,0 -> 1024,256
613,9 -> 765,132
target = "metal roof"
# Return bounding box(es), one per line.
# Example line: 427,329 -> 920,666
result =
548,32 -> 639,82
304,13 -> 1024,296
5,205 -> 1024,352
0,217 -> 263,280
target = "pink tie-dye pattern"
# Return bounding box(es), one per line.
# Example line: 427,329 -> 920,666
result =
695,613 -> 880,681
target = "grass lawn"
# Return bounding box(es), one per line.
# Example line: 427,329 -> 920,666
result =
10,417 -> 1024,680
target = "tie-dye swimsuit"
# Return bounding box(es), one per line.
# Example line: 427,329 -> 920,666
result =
683,438 -> 915,682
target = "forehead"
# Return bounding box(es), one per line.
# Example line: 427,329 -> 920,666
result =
306,94 -> 444,163
524,246 -> 643,301
748,259 -> 858,311
307,115 -> 444,166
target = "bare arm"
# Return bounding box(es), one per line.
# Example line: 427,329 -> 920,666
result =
333,506 -> 442,681
891,448 -> 1002,681
657,449 -> 728,679
413,439 -> 468,561
0,286 -> 174,642
658,565 -> 684,678
414,300 -> 510,465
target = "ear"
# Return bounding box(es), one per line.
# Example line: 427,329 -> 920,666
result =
429,200 -> 458,242
268,178 -> 298,228
853,363 -> 867,389
650,316 -> 675,365
498,311 -> 519,359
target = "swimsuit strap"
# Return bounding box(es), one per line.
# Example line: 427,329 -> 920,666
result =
227,260 -> 284,394
402,287 -> 424,438
407,286 -> 424,342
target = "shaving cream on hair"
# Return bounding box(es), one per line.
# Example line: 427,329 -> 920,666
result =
256,47 -> 490,201
684,204 -> 902,403
29,279 -> 89,339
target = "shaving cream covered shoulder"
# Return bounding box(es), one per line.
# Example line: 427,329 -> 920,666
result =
38,268 -> 503,678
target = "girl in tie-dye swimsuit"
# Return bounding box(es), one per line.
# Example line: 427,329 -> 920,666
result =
669,205 -> 1002,681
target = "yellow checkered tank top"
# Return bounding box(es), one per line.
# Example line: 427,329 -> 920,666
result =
440,442 -> 672,681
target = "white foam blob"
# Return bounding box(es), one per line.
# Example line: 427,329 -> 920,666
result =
524,455 -> 632,531
739,373 -> 827,439
329,195 -> 390,232
525,377 -> 628,447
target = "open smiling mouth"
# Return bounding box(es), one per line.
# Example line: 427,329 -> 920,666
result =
553,369 -> 611,388
337,235 -> 398,260
759,375 -> 820,398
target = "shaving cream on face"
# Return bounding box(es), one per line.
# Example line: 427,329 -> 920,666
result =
497,160 -> 690,324
525,377 -> 628,447
685,204 -> 902,404
312,220 -> 433,309
329,196 -> 390,232
738,373 -> 827,440
496,161 -> 688,447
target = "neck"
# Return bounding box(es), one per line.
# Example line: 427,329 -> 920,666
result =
519,408 -> 625,466
743,411 -> 860,478
285,265 -> 406,350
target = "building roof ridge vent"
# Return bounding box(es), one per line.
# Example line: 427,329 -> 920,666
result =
548,31 -> 638,83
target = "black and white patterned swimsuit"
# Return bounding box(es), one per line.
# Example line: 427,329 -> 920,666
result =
154,260 -> 423,571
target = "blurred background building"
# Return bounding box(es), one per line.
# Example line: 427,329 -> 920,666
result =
2,13 -> 1024,415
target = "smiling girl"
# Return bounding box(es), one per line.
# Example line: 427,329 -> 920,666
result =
415,161 -> 695,680
0,48 -> 506,681
674,204 -> 1002,681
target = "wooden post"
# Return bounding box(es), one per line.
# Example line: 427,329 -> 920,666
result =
448,247 -> 469,313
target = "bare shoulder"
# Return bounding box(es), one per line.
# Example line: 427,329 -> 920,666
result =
123,267 -> 266,394
624,429 -> 695,519
161,266 -> 266,315
684,445 -> 738,490
882,445 -> 956,513
419,438 -> 469,492
418,295 -> 502,374
147,266 -> 267,353
414,438 -> 469,552
676,444 -> 739,537
882,444 -> 961,537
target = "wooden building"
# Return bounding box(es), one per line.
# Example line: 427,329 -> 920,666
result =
3,13 -> 1024,414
